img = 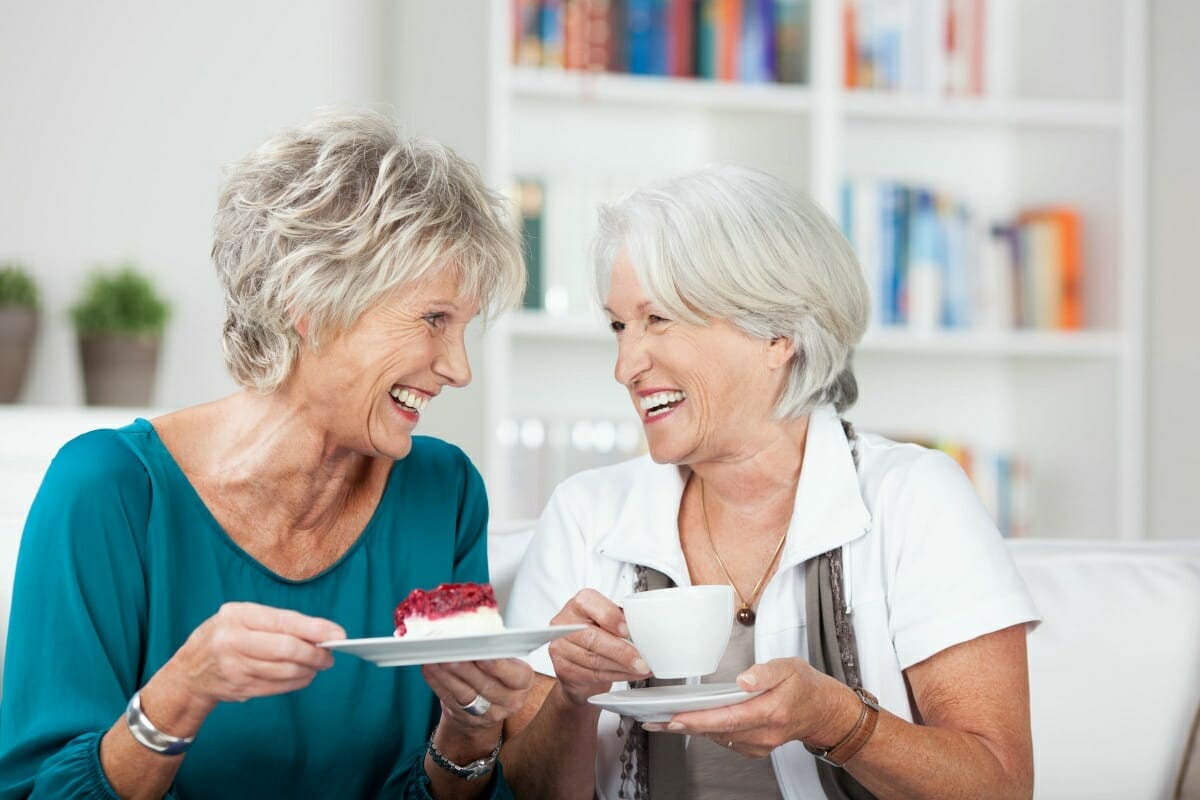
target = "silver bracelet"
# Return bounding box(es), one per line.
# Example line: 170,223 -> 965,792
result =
125,689 -> 196,756
426,724 -> 502,781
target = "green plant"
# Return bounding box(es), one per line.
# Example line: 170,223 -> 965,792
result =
0,262 -> 39,310
71,265 -> 170,337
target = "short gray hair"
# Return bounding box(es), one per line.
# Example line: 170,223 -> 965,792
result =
593,165 -> 868,417
213,109 -> 524,392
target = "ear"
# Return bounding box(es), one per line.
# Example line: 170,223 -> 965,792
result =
294,315 -> 310,339
765,336 -> 796,371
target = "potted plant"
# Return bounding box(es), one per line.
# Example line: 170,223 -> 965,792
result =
71,265 -> 170,407
0,262 -> 39,403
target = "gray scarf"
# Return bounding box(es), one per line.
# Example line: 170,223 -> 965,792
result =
616,420 -> 876,800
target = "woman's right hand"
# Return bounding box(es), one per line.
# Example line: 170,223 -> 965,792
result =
152,602 -> 346,725
548,589 -> 651,706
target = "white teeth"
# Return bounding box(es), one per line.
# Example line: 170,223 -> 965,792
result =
390,387 -> 427,412
639,391 -> 686,411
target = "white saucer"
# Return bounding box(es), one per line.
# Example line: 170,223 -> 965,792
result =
320,625 -> 586,667
587,683 -> 763,722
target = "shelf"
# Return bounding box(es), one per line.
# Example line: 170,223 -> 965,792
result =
842,91 -> 1126,130
510,67 -> 812,114
510,69 -> 1125,130
497,313 -> 1125,359
859,328 -> 1125,358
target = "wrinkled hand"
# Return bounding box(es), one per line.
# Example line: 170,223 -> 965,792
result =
547,589 -> 650,706
422,657 -> 535,732
169,602 -> 345,712
642,658 -> 855,758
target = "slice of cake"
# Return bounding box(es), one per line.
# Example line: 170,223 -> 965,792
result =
393,582 -> 505,639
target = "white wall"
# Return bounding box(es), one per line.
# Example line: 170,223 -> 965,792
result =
0,1 -> 385,413
1148,0 -> 1200,539
1,1 -> 1197,536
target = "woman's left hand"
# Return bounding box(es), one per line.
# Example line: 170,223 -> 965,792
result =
642,657 -> 857,758
422,658 -> 536,732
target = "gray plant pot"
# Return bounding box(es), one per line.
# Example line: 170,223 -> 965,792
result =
78,334 -> 160,407
0,307 -> 38,403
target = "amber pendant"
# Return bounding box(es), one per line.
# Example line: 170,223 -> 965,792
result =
735,606 -> 756,626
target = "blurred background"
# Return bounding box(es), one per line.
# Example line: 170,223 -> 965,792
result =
0,0 -> 1195,542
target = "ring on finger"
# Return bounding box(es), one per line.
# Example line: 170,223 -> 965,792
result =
458,693 -> 492,717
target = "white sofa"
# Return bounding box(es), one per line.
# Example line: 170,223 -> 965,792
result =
2,408 -> 1199,799
487,527 -> 1200,799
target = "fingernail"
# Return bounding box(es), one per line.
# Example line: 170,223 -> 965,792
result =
642,723 -> 664,732
666,722 -> 684,731
740,672 -> 758,688
633,658 -> 649,674
618,623 -> 630,637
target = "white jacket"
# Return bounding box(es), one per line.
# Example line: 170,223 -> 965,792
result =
508,405 -> 1039,799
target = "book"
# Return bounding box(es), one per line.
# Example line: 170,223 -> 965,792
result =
775,0 -> 809,84
667,0 -> 697,76
1020,207 -> 1083,330
514,0 -> 544,66
697,0 -> 719,78
516,179 -> 545,310
739,0 -> 776,83
717,0 -> 743,80
586,0 -> 614,71
541,0 -> 566,68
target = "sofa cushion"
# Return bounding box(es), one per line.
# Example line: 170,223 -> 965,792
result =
1010,540 -> 1200,800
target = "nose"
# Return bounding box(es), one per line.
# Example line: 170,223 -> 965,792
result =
613,330 -> 650,387
434,328 -> 472,388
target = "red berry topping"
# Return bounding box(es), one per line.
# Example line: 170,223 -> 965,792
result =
393,582 -> 498,636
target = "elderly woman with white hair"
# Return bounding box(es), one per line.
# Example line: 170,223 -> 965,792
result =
0,112 -> 532,799
502,166 -> 1040,799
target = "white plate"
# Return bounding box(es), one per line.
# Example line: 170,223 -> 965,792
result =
588,683 -> 764,722
320,625 -> 586,667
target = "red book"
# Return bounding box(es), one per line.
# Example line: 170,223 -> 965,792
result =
667,0 -> 696,77
968,0 -> 986,94
586,0 -> 613,71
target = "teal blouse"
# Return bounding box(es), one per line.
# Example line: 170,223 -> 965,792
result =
0,420 -> 512,799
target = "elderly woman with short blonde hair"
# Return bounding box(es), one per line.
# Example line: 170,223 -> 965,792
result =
0,111 -> 531,799
504,166 -> 1039,799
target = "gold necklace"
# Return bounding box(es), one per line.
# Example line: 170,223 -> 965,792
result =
697,476 -> 789,626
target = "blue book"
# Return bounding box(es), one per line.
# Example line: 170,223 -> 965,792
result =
628,0 -> 668,75
739,0 -> 776,82
877,183 -> 896,325
840,181 -> 854,244
891,184 -> 912,324
943,204 -> 971,328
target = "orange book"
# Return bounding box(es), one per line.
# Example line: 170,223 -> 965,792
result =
718,0 -> 742,81
843,0 -> 858,88
1020,207 -> 1083,330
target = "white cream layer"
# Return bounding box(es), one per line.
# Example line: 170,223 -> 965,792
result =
394,606 -> 505,639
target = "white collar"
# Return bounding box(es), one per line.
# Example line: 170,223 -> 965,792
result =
594,406 -> 872,587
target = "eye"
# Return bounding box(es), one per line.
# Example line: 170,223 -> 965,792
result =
648,314 -> 670,326
422,312 -> 447,330
609,320 -> 625,334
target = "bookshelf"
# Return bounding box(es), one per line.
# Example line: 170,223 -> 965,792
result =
390,0 -> 1146,541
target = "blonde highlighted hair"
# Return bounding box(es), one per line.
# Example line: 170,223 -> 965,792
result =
213,109 -> 524,392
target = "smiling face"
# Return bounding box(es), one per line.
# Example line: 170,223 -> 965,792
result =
289,268 -> 479,460
604,252 -> 794,465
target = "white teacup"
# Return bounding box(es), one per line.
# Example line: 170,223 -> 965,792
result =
621,585 -> 735,679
